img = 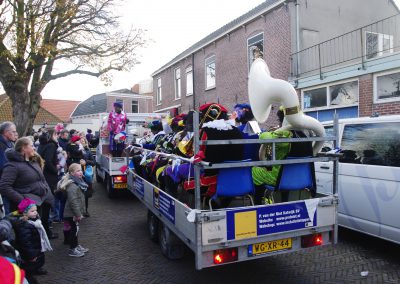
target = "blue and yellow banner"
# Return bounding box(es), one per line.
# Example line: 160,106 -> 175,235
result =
226,201 -> 318,240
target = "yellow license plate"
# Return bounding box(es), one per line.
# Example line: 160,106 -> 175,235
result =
249,238 -> 292,256
114,183 -> 127,189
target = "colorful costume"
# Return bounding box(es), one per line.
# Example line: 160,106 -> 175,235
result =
107,108 -> 128,156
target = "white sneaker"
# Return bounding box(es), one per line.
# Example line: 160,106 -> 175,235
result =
68,247 -> 85,257
76,244 -> 89,253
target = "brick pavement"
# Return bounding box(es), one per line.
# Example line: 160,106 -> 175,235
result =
37,181 -> 400,284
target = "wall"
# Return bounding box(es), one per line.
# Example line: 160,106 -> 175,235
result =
106,96 -> 152,113
297,0 -> 398,50
153,4 -> 291,122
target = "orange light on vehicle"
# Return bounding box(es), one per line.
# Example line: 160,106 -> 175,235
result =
213,248 -> 238,265
301,233 -> 323,248
113,175 -> 127,183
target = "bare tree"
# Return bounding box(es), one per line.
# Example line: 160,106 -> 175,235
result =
0,0 -> 146,135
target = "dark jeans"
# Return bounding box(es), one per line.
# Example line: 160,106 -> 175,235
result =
54,191 -> 66,220
64,217 -> 79,249
21,252 -> 45,274
37,203 -> 51,235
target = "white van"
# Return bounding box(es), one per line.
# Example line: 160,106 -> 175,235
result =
315,115 -> 400,244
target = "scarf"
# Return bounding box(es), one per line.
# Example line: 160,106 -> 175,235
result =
27,219 -> 53,252
70,175 -> 88,192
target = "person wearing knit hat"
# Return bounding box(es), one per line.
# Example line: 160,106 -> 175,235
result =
107,101 -> 128,156
66,135 -> 85,167
12,198 -> 52,282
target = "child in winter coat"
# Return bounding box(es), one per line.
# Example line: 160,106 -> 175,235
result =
57,163 -> 88,257
12,198 -> 52,283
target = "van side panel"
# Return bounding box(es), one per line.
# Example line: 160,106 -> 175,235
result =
316,117 -> 400,244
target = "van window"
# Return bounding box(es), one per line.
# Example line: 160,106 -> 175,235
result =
340,122 -> 400,166
321,126 -> 334,152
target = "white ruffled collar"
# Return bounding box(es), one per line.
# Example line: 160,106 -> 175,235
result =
202,119 -> 235,130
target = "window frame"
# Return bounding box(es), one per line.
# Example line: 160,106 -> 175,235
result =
174,67 -> 181,100
186,65 -> 193,96
205,55 -> 216,90
373,68 -> 400,103
156,77 -> 162,106
365,31 -> 394,60
131,100 -> 139,113
301,79 -> 359,111
247,32 -> 264,71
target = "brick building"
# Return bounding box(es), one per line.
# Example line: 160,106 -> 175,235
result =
152,0 -> 399,123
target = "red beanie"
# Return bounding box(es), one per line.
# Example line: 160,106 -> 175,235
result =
71,135 -> 81,143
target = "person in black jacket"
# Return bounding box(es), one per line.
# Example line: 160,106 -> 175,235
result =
66,135 -> 84,166
37,129 -> 59,194
0,121 -> 18,215
80,137 -> 95,217
0,137 -> 56,239
37,129 -> 63,223
12,198 -> 52,283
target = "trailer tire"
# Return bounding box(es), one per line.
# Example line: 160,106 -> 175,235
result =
106,175 -> 116,199
147,210 -> 159,242
158,222 -> 185,260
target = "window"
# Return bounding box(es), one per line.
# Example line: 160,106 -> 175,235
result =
302,80 -> 359,110
174,68 -> 181,100
303,87 -> 326,109
186,66 -> 193,96
156,78 -> 162,105
131,100 -> 138,113
365,32 -> 393,60
374,69 -> 400,103
329,81 -> 359,106
247,33 -> 264,70
340,122 -> 400,167
205,55 -> 216,89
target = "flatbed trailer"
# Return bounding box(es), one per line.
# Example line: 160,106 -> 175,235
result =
127,113 -> 340,270
96,112 -> 167,197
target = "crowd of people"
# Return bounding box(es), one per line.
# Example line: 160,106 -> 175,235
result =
0,101 -> 313,283
0,122 -> 97,283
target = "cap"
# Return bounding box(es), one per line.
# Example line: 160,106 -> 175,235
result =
113,102 -> 123,108
199,103 -> 227,113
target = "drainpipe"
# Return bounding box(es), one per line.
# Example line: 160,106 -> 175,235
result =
295,0 -> 300,75
192,53 -> 196,110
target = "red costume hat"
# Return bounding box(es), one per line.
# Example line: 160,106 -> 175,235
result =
71,135 -> 81,143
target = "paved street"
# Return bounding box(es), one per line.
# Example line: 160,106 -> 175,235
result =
38,180 -> 400,284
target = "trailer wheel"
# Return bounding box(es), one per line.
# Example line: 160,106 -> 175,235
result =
147,210 -> 159,242
106,175 -> 116,199
158,222 -> 185,260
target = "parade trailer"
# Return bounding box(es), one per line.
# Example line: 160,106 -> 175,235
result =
95,113 -> 167,198
126,113 -> 340,270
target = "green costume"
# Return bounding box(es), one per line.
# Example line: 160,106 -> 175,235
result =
252,129 -> 292,186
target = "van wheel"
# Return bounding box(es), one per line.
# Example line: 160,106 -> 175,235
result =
106,175 -> 116,199
147,210 -> 159,242
158,222 -> 185,260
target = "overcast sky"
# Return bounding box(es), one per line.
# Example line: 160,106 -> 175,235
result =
41,0 -> 267,101
2,0 -> 399,101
